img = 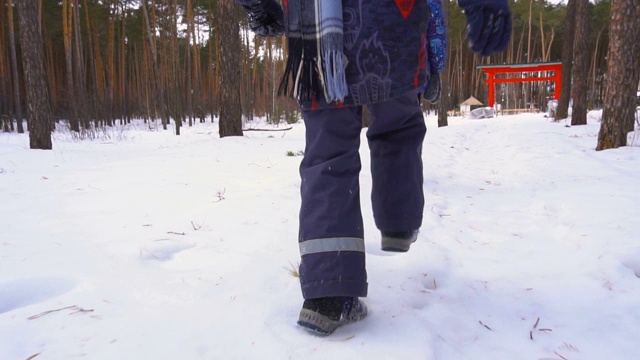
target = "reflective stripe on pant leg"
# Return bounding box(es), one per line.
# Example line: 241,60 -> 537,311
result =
299,237 -> 367,299
300,237 -> 365,255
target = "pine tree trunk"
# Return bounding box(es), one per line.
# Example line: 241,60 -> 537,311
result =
120,3 -> 128,125
527,0 -> 533,63
571,0 -> 589,126
142,0 -> 168,128
596,0 -> 640,150
18,0 -> 52,149
210,1 -> 219,119
1,2 -> 11,131
589,27 -> 604,108
170,0 -> 182,135
62,0 -> 79,131
7,0 -> 24,133
437,0 -> 450,127
72,0 -> 88,128
186,0 -> 194,127
556,0 -> 575,120
626,1 -> 640,133
217,0 -> 243,137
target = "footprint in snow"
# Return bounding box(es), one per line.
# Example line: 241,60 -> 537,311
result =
0,277 -> 76,314
620,247 -> 640,279
140,240 -> 196,261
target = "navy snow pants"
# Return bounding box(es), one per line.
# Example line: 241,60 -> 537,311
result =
298,91 -> 426,299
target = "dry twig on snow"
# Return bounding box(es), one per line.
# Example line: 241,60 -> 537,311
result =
27,305 -> 94,320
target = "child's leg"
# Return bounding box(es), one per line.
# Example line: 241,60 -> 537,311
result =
298,106 -> 368,299
366,91 -> 427,233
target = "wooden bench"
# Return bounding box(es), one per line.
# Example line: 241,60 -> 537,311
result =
500,108 -> 540,115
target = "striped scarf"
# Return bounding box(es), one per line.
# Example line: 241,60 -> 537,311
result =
277,0 -> 347,103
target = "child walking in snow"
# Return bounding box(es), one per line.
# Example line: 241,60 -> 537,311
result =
236,0 -> 511,335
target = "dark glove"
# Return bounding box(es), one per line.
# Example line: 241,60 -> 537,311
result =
423,73 -> 441,104
241,0 -> 285,37
458,0 -> 512,56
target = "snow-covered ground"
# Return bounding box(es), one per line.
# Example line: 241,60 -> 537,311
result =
1,112 -> 639,360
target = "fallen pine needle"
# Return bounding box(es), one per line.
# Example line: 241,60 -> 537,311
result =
328,334 -> 355,342
25,353 -> 40,360
28,305 -> 94,320
554,351 -> 569,360
479,320 -> 492,330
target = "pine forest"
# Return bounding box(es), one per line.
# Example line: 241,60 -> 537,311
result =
0,0 -> 628,136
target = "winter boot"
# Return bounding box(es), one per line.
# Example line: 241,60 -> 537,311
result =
297,296 -> 368,336
380,230 -> 419,252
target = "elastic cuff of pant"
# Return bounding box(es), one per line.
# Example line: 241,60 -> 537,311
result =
301,279 -> 368,299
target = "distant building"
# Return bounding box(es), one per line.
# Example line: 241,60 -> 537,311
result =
460,96 -> 483,116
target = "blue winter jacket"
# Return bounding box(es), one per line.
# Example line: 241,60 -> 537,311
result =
238,0 -> 448,110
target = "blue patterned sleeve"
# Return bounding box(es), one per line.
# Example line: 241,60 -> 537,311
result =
426,0 -> 447,74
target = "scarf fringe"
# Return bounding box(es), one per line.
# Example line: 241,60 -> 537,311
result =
278,45 -> 348,103
298,40 -> 322,101
278,1 -> 347,104
277,37 -> 301,99
278,38 -> 325,102
320,32 -> 348,102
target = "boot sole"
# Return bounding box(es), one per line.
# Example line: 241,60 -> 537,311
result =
297,302 -> 368,336
297,309 -> 342,336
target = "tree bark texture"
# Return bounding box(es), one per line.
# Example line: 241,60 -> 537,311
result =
217,0 -> 243,137
437,0 -> 451,128
7,0 -> 24,133
570,0 -> 588,126
62,0 -> 79,131
141,0 -> 169,129
596,0 -> 640,150
18,0 -> 52,149
555,0 -> 575,120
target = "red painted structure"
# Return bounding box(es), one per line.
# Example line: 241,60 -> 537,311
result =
477,62 -> 562,108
